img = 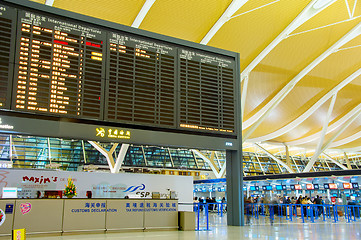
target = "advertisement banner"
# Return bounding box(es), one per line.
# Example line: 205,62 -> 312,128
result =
0,169 -> 193,211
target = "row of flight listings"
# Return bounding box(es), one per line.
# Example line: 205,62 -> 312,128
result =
194,182 -> 360,193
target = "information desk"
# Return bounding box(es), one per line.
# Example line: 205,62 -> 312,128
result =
0,199 -> 178,236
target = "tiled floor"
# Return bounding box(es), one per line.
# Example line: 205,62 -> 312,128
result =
27,213 -> 361,240
26,223 -> 361,240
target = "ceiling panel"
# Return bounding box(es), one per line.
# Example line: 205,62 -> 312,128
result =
207,0 -> 309,70
139,0 -> 232,42
52,0 -> 144,26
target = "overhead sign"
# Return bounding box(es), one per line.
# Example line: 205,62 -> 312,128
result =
96,127 -> 131,139
0,118 -> 14,130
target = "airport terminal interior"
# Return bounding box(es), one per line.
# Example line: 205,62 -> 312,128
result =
1,0 -> 361,239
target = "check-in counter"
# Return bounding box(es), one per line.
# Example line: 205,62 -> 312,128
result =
106,199 -> 144,231
62,199 -> 106,232
144,200 -> 178,230
0,199 -> 178,236
13,199 -> 64,234
0,200 -> 15,236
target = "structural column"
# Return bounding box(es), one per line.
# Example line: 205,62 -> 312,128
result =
226,149 -> 243,226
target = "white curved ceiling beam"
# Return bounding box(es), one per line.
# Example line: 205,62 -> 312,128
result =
287,103 -> 361,145
248,68 -> 361,142
321,106 -> 361,151
200,0 -> 248,45
322,153 -> 348,170
192,150 -> 226,178
241,0 -> 336,78
243,83 -> 294,142
253,143 -> 294,173
303,93 -> 337,172
241,75 -> 249,120
131,0 -> 156,28
331,131 -> 361,148
243,20 -> 361,130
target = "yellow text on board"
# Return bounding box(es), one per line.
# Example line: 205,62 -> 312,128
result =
96,127 -> 131,139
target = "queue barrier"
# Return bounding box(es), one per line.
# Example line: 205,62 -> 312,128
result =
193,202 -> 361,231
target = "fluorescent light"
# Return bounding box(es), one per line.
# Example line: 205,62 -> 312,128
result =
313,0 -> 333,10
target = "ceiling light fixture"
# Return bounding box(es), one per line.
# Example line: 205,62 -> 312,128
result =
313,0 -> 333,10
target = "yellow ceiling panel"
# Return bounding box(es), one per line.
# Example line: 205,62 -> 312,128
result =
261,19 -> 359,74
232,0 -> 280,16
293,0 -> 351,34
332,121 -> 361,143
274,89 -> 361,144
249,87 -> 330,140
207,0 -> 309,70
139,0 -> 232,42
243,64 -> 297,120
52,0 -> 145,26
341,34 -> 361,49
307,45 -> 361,81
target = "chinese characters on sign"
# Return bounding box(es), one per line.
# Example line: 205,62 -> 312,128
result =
96,127 -> 131,139
125,201 -> 177,212
71,202 -> 117,213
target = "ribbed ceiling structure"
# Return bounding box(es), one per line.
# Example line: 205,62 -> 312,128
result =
30,0 -> 361,163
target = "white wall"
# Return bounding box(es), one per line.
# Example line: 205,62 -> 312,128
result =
0,169 -> 193,211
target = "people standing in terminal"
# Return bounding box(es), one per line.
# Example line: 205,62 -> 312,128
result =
314,195 -> 323,216
193,197 -> 199,212
245,197 -> 253,225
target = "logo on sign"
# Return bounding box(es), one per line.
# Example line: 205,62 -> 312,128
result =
123,184 -> 145,192
0,209 -> 5,226
20,203 -> 31,215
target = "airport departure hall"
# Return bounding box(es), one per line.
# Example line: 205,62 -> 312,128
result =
0,0 -> 361,239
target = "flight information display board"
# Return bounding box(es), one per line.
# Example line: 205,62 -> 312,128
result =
0,4 -> 16,109
179,49 -> 235,133
12,10 -> 106,119
106,33 -> 176,127
0,1 -> 238,137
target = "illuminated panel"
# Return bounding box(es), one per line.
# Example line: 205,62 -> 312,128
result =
179,49 -> 235,134
105,33 -> 176,127
329,183 -> 338,189
0,4 -> 16,109
294,184 -> 302,190
12,10 -> 106,119
343,183 -> 352,189
306,184 -> 314,190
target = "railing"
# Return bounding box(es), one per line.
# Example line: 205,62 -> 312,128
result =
193,202 -> 361,231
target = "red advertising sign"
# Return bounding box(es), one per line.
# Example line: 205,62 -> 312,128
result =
294,184 -> 302,190
306,184 -> 314,190
343,183 -> 352,189
329,183 -> 338,189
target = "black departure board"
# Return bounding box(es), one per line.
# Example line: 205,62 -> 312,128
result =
0,1 -> 238,136
179,49 -> 235,133
12,10 -> 106,119
0,4 -> 16,109
106,33 -> 176,127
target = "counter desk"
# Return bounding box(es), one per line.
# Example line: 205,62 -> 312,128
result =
0,198 -> 178,237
